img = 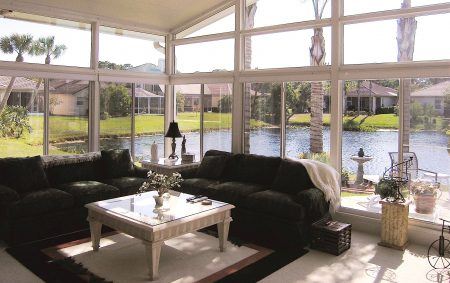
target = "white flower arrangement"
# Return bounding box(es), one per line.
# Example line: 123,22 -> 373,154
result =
138,171 -> 183,196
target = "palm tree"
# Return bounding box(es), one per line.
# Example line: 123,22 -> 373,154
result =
27,36 -> 67,109
309,0 -> 328,153
0,33 -> 34,112
397,0 -> 417,152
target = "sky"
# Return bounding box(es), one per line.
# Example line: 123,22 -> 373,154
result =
0,0 -> 449,73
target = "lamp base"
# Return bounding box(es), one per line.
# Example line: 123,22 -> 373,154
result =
169,137 -> 178,160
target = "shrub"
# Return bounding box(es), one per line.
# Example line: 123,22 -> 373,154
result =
376,106 -> 396,114
0,106 -> 31,138
298,151 -> 330,164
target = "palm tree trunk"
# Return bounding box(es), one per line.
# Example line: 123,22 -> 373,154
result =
26,78 -> 43,111
0,77 -> 16,112
397,0 -> 416,153
244,3 -> 257,154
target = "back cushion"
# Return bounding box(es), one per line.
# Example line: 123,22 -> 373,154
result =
101,149 -> 134,179
227,154 -> 282,185
204,150 -> 232,158
0,156 -> 49,194
272,159 -> 315,194
197,155 -> 228,180
45,160 -> 102,186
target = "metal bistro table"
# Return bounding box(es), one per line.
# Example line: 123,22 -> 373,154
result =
141,158 -> 200,175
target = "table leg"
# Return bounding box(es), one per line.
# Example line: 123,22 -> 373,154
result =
143,240 -> 163,280
89,220 -> 102,251
217,217 -> 231,252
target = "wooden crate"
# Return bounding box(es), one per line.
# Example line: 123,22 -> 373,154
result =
310,218 -> 352,255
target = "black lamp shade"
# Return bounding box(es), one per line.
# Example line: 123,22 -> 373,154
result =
165,121 -> 182,138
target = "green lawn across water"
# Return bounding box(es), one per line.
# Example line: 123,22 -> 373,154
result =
289,113 -> 399,129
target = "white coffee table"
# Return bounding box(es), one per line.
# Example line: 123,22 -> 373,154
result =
85,191 -> 234,280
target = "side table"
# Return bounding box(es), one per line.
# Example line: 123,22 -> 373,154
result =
141,158 -> 200,175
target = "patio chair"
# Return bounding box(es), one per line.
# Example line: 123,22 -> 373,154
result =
388,152 -> 438,182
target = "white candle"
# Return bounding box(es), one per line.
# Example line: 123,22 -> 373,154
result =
151,141 -> 158,162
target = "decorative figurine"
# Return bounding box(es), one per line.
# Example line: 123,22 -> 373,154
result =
358,148 -> 365,157
181,135 -> 187,155
151,141 -> 158,162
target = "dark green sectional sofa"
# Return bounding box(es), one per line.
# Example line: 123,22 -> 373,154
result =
179,150 -> 330,248
0,149 -> 147,245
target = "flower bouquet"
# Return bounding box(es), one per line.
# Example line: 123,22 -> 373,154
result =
139,171 -> 183,208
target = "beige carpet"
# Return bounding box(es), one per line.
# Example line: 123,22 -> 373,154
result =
53,232 -> 259,283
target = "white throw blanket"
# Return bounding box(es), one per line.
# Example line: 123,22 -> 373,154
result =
297,158 -> 341,212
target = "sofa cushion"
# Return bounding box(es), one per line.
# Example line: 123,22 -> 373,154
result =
8,189 -> 74,219
45,160 -> 103,186
0,156 -> 49,194
242,190 -> 305,221
103,177 -> 147,196
204,150 -> 232,157
227,154 -> 281,185
197,155 -> 228,180
101,149 -> 134,179
0,184 -> 20,204
272,159 -> 315,194
180,178 -> 220,196
57,181 -> 120,206
210,181 -> 268,205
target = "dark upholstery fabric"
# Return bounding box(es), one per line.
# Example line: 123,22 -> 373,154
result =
133,166 -> 149,178
0,185 -> 19,204
210,181 -> 268,205
103,177 -> 146,196
101,149 -> 134,179
272,159 -> 315,194
180,178 -> 220,196
196,155 -> 228,180
45,160 -> 102,186
296,188 -> 330,223
226,154 -> 281,185
243,190 -> 305,221
57,181 -> 120,206
180,167 -> 198,179
204,150 -> 232,157
8,189 -> 74,219
0,156 -> 49,194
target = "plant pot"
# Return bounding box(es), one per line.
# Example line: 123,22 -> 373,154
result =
413,194 -> 436,214
153,195 -> 164,209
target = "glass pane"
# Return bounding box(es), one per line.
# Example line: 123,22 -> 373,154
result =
49,79 -> 89,155
134,84 -> 165,161
99,26 -> 165,73
244,82 -> 281,157
246,0 -> 331,29
99,82 -> 132,152
175,39 -> 234,73
340,79 -> 400,213
245,27 -> 331,69
177,6 -> 235,38
0,12 -> 91,67
344,0 -> 450,16
285,81 -> 331,162
175,84 -> 201,159
344,14 -> 450,64
0,76 -> 44,157
203,83 -> 233,153
407,78 -> 450,222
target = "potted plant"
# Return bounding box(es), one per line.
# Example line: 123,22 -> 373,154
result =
409,179 -> 440,214
375,177 -> 403,202
139,171 -> 183,208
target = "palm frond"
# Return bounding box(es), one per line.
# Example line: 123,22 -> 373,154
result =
0,36 -> 14,54
52,44 -> 67,59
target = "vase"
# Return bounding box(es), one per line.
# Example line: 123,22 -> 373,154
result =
413,194 -> 436,214
153,195 -> 164,209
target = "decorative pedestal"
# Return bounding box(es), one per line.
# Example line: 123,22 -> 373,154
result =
350,155 -> 373,185
378,200 -> 410,250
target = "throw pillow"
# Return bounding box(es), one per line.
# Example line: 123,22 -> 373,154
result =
272,159 -> 315,194
197,155 -> 228,180
101,149 -> 134,179
0,156 -> 50,195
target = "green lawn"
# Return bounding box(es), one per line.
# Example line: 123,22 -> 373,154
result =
289,113 -> 399,129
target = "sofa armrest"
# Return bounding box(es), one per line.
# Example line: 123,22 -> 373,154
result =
296,187 -> 329,223
180,167 -> 198,179
0,184 -> 20,204
133,165 -> 150,178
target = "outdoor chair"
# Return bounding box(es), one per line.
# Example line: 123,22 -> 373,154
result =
388,152 -> 438,182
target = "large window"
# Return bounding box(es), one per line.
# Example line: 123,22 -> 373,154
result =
99,26 -> 165,73
0,12 -> 91,67
344,0 -> 449,16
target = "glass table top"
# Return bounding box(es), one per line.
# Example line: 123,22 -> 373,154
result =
93,191 -> 229,226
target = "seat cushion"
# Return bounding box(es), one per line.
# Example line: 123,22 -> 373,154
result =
242,190 -> 305,221
226,154 -> 282,185
103,177 -> 147,196
210,181 -> 268,205
196,155 -> 228,180
101,149 -> 134,179
45,160 -> 103,186
57,181 -> 120,206
0,156 -> 49,194
180,178 -> 220,196
272,159 -> 315,195
8,188 -> 74,219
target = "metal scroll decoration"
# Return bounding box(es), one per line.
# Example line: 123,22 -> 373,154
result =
377,156 -> 414,203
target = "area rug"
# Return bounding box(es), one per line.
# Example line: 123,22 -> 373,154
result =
7,229 -> 308,283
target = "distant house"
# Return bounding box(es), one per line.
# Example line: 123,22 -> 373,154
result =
49,80 -> 89,116
174,83 -> 232,112
411,81 -> 450,116
344,81 -> 397,113
0,76 -> 45,112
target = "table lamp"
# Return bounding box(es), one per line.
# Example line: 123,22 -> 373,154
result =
165,121 -> 182,159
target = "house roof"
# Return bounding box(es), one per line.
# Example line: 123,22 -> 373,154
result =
50,80 -> 88,95
175,83 -> 232,96
135,87 -> 163,98
0,76 -> 45,91
411,81 -> 450,98
346,81 -> 397,98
